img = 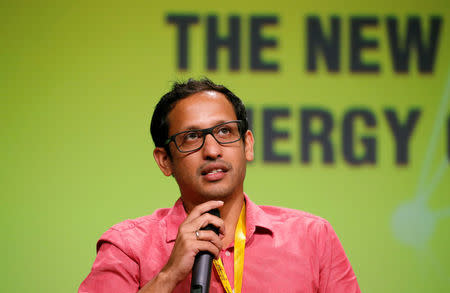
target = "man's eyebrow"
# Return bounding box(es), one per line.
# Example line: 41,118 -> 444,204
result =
182,126 -> 201,132
181,120 -> 229,131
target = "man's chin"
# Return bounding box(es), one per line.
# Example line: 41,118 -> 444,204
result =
199,188 -> 233,201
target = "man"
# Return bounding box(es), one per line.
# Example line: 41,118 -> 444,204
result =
79,78 -> 361,293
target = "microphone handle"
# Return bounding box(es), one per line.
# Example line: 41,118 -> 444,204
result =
190,208 -> 220,293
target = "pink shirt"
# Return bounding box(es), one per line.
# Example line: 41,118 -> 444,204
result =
79,195 -> 361,293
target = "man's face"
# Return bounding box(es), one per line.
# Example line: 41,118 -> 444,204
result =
155,90 -> 254,205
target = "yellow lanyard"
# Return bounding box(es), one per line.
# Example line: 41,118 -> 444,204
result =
213,203 -> 246,293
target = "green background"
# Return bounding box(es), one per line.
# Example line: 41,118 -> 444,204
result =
1,0 -> 449,292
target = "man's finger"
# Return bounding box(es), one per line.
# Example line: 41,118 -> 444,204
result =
195,241 -> 221,258
190,213 -> 225,235
194,230 -> 223,251
185,200 -> 224,220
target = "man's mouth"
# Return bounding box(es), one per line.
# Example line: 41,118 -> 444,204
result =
203,168 -> 224,175
202,169 -> 226,181
200,162 -> 230,181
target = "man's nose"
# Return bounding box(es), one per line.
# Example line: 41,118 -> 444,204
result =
201,133 -> 222,159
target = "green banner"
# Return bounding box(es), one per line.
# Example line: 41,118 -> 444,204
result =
1,0 -> 449,292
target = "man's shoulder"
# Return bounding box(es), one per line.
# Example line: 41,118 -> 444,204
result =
257,204 -> 329,227
254,204 -> 335,242
107,207 -> 173,233
96,207 -> 176,252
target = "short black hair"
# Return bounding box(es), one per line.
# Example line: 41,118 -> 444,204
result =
150,78 -> 249,155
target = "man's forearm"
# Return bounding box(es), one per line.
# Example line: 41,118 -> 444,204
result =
137,270 -> 179,293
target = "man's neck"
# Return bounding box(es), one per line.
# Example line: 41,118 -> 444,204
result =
219,193 -> 244,248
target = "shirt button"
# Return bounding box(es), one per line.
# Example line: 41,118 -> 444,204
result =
225,251 -> 231,257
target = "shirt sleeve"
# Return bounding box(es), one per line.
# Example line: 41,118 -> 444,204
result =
78,228 -> 140,293
318,220 -> 361,293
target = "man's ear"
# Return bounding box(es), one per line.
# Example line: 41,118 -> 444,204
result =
153,147 -> 173,176
244,130 -> 254,162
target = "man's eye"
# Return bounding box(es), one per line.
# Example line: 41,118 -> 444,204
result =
184,132 -> 200,141
217,127 -> 231,135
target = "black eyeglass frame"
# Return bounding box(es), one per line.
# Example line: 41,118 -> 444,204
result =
164,120 -> 244,153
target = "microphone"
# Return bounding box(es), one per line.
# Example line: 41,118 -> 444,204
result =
190,208 -> 221,293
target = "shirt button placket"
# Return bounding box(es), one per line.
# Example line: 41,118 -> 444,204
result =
222,248 -> 234,291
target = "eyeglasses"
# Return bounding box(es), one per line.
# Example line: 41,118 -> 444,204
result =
165,120 -> 244,153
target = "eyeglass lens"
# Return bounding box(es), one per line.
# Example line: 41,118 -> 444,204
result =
175,121 -> 241,152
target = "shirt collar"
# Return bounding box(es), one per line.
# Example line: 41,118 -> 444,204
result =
165,198 -> 188,243
243,193 -> 274,241
165,193 -> 274,243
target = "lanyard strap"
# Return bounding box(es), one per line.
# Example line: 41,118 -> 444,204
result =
213,202 -> 246,293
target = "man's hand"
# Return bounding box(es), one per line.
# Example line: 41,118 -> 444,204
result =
138,200 -> 225,293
